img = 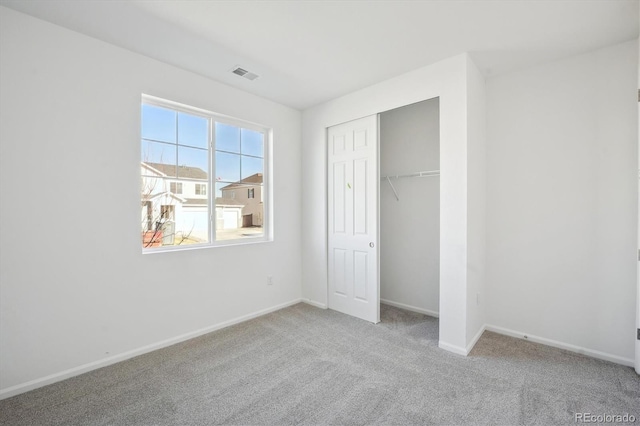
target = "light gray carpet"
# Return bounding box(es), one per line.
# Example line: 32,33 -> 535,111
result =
1,303 -> 638,425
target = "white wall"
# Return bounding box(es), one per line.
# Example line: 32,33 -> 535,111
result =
465,58 -> 487,349
380,99 -> 440,315
636,34 -> 640,374
486,39 -> 638,365
0,7 -> 302,397
302,54 -> 485,354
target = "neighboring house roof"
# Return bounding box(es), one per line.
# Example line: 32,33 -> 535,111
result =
143,162 -> 208,180
220,173 -> 263,190
216,197 -> 245,207
183,198 -> 207,206
182,198 -> 245,207
142,191 -> 186,203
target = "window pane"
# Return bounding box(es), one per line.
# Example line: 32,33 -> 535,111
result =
141,104 -> 176,143
215,151 -> 240,183
141,140 -> 176,174
241,128 -> 264,157
177,146 -> 208,178
215,123 -> 240,153
141,102 -> 209,250
241,155 -> 263,180
178,112 -> 208,149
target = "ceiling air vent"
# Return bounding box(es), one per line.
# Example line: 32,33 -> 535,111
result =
231,66 -> 259,81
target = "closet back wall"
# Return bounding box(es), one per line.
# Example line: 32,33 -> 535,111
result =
380,99 -> 440,316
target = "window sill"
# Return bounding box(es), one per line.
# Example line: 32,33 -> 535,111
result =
142,236 -> 273,254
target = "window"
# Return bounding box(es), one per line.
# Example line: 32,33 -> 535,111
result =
140,95 -> 269,250
195,183 -> 206,195
170,182 -> 183,194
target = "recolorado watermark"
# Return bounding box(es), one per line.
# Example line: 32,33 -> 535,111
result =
575,413 -> 636,423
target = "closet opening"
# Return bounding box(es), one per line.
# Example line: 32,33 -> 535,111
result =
379,98 -> 440,341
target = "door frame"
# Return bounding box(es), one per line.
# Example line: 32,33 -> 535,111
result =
310,57 -> 472,354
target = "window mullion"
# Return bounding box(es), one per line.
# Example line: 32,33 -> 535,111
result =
239,125 -> 243,181
210,117 -> 216,243
174,111 -> 179,178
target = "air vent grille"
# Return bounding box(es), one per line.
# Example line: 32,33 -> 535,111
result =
232,66 -> 259,81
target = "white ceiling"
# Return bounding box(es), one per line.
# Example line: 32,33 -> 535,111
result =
1,0 -> 638,110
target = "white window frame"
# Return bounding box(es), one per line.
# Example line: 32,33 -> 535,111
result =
141,94 -> 272,253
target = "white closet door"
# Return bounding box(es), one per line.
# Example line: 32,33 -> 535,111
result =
327,115 -> 379,323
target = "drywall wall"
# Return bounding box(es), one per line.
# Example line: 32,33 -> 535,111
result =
486,39 -> 638,364
0,7 -> 302,397
636,34 -> 640,374
302,54 -> 486,354
465,58 -> 487,350
380,99 -> 440,316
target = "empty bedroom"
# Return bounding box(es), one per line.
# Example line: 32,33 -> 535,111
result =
1,1 -> 639,425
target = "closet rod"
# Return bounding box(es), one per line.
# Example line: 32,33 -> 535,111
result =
382,170 -> 439,201
380,170 -> 440,180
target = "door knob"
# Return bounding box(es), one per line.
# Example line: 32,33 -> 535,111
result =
369,242 -> 375,248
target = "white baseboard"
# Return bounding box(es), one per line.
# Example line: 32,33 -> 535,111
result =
438,340 -> 468,356
0,298 -> 303,401
302,298 -> 327,309
485,324 -> 635,367
466,324 -> 486,354
438,325 -> 486,357
380,299 -> 439,318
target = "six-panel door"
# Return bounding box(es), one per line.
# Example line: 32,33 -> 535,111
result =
327,115 -> 379,323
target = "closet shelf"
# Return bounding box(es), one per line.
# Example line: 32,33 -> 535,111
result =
381,170 -> 439,201
380,170 -> 440,180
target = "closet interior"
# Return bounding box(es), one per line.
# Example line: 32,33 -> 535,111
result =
379,98 -> 440,318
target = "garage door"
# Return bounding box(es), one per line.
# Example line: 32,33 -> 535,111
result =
223,211 -> 238,229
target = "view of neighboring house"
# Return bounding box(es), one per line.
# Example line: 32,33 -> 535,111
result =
140,162 -> 211,244
141,163 -> 262,246
220,173 -> 264,228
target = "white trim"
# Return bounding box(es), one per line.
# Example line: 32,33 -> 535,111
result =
142,94 -> 267,132
380,299 -> 439,318
302,298 -> 328,309
466,324 -> 486,354
143,236 -> 272,254
0,299 -> 302,401
438,340 -> 467,356
437,325 -> 485,357
485,324 -> 635,367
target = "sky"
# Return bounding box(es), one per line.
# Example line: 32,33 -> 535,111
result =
141,104 -> 264,196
